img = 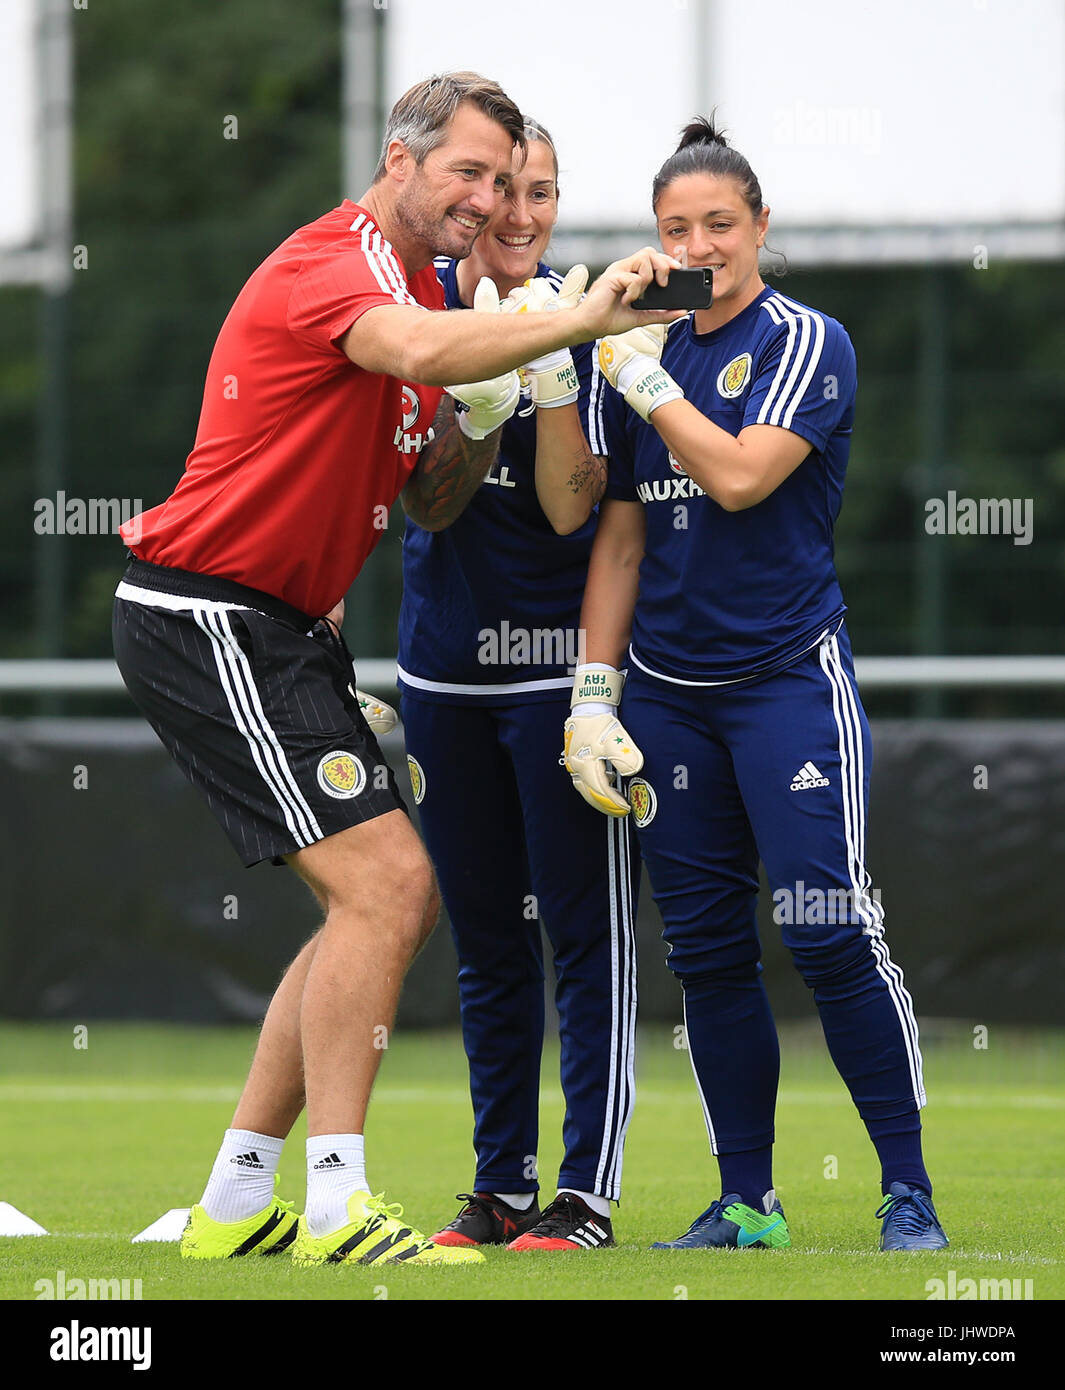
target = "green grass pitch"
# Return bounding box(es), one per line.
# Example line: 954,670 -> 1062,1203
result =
1,1020 -> 1061,1302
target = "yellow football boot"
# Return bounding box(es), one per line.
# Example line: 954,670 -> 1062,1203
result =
291,1191 -> 485,1267
180,1194 -> 298,1259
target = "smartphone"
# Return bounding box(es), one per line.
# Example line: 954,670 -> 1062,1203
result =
631,267 -> 713,311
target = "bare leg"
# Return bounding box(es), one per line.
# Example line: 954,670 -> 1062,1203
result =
292,810 -> 439,1135
231,928 -> 321,1138
225,810 -> 438,1140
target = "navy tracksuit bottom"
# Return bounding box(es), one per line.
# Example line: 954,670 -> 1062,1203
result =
401,691 -> 640,1200
620,627 -> 925,1161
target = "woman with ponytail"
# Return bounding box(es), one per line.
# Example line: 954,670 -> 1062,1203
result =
399,122 -> 641,1254
565,116 -> 949,1253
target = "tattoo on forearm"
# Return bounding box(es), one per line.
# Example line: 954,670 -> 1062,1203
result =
401,396 -> 500,530
567,450 -> 608,502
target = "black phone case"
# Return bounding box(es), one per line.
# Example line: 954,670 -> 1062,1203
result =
631,267 -> 713,311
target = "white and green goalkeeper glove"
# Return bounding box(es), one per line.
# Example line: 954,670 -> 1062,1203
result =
504,264 -> 588,409
447,276 -> 521,439
562,663 -> 644,817
352,689 -> 398,736
598,322 -> 684,422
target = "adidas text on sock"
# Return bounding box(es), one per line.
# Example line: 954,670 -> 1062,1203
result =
305,1134 -> 368,1238
200,1128 -> 284,1224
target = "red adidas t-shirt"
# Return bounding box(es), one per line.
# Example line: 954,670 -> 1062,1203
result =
121,201 -> 445,617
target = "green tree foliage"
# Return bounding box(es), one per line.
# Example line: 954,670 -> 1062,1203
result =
1,0 -> 1063,689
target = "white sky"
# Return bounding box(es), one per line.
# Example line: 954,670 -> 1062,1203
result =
3,0 -> 1063,258
0,0 -> 37,250
388,0 -> 1065,230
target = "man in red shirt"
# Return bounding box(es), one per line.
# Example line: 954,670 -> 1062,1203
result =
113,70 -> 680,1270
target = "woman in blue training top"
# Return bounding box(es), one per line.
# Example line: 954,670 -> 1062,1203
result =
565,116 -> 948,1253
399,122 -> 639,1253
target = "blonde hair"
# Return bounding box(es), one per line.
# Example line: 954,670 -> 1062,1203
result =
524,117 -> 559,191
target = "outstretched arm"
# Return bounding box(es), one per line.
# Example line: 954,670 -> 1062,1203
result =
342,248 -> 684,386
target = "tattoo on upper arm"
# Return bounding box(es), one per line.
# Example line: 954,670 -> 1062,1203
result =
401,395 -> 500,531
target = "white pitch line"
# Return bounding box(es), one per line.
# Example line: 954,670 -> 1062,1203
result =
0,1085 -> 240,1103
15,1237 -> 1062,1268
38,1231 -> 133,1241
788,1247 -> 1061,1266
0,1083 -> 1061,1110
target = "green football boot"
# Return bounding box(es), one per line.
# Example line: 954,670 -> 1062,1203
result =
652,1192 -> 791,1249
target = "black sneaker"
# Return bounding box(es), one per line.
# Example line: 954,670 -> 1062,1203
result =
508,1193 -> 615,1250
431,1192 -> 541,1248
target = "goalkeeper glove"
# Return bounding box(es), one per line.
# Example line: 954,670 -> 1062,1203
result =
598,322 -> 684,422
446,276 -> 521,439
353,689 -> 398,737
504,264 -> 588,409
562,663 -> 644,817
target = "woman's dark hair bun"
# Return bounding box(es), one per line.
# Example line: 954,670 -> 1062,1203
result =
652,109 -> 762,220
676,113 -> 729,154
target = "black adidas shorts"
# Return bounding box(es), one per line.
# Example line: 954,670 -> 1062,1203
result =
112,558 -> 408,867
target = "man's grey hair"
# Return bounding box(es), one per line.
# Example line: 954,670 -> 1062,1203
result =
372,71 -> 526,182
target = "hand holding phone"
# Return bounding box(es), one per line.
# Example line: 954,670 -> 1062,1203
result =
631,267 -> 713,311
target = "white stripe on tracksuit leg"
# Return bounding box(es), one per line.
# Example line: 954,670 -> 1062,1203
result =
619,817 -> 638,1187
594,816 -> 637,1199
611,816 -> 637,1195
819,636 -> 926,1107
195,610 -> 322,848
820,634 -> 923,1101
683,990 -> 720,1155
595,819 -> 621,1196
594,816 -> 621,1194
833,632 -> 926,1103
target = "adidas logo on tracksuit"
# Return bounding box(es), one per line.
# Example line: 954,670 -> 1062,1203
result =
231,1151 -> 265,1169
790,761 -> 830,791
312,1153 -> 344,1170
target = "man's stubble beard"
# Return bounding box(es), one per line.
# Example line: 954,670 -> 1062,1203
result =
394,177 -> 477,262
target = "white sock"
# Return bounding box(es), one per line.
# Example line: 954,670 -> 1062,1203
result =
492,1191 -> 536,1211
558,1188 -> 611,1218
305,1134 -> 367,1237
200,1128 -> 284,1223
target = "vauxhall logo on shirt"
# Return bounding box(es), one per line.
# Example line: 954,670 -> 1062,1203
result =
636,470 -> 708,503
394,385 -> 435,456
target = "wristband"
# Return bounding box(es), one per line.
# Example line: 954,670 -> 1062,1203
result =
571,663 -> 625,710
